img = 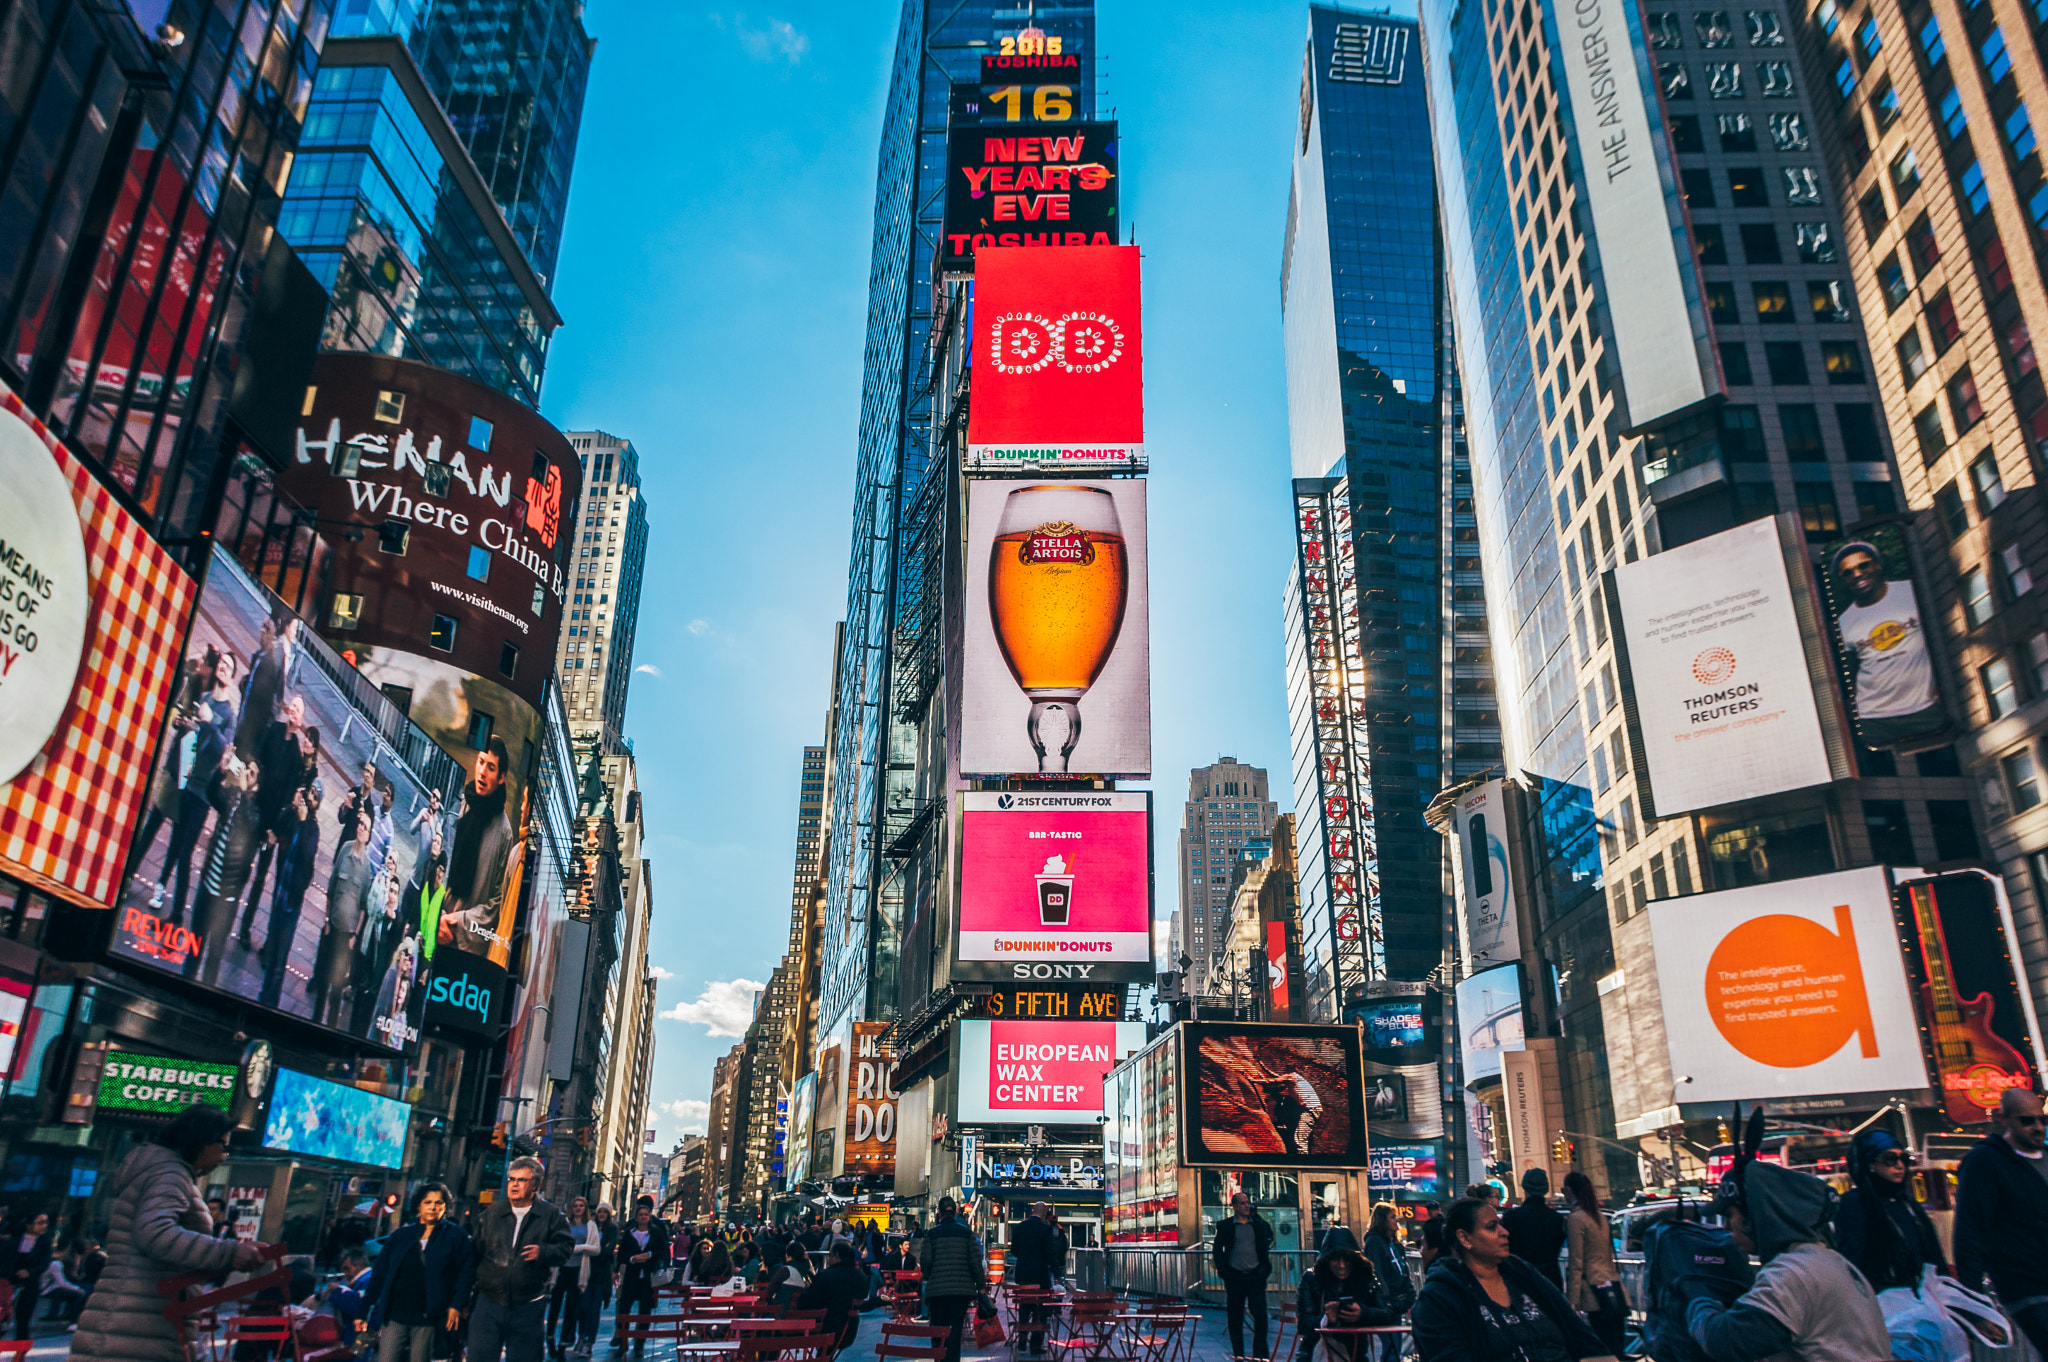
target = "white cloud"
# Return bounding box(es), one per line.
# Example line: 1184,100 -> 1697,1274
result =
710,14 -> 809,65
658,977 -> 766,1037
649,965 -> 676,980
687,619 -> 711,636
1152,918 -> 1174,962
660,1098 -> 710,1134
635,663 -> 663,678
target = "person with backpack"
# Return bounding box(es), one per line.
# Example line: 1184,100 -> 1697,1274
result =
1561,1173 -> 1624,1357
1412,1197 -> 1612,1362
1834,1129 -> 1945,1293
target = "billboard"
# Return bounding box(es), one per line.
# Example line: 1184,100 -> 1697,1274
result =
843,1021 -> 898,1172
1896,872 -> 2043,1123
965,246 -> 1144,472
1452,781 -> 1520,968
962,479 -> 1150,778
1367,1143 -> 1439,1197
785,1072 -> 816,1185
260,1067 -> 410,1169
1265,921 -> 1291,1014
0,388 -> 196,910
276,352 -> 579,717
955,1018 -> 1147,1125
1545,0 -> 1715,426
111,548 -> 448,1053
956,791 -> 1152,982
1649,867 -> 1931,1108
1608,517 -> 1839,815
1456,964 -> 1524,1085
1181,1022 -> 1369,1168
96,1053 -> 238,1116
941,122 -> 1120,273
1819,521 -> 1952,752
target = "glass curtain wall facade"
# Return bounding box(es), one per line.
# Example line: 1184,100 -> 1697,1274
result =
819,0 -> 1098,1040
560,430 -> 649,746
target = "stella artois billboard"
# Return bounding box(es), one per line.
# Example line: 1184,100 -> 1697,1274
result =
967,246 -> 1144,473
961,478 -> 1150,778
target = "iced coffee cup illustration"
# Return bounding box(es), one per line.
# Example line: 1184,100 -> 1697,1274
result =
1036,854 -> 1074,926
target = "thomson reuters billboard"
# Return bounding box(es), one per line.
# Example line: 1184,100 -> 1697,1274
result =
1607,516 -> 1846,815
967,246 -> 1144,472
956,791 -> 1152,983
955,1018 -> 1147,1125
1649,867 -> 1930,1109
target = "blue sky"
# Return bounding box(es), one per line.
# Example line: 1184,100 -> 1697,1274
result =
536,0 -> 1377,1149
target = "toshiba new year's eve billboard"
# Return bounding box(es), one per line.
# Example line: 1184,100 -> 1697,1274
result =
967,246 -> 1144,472
956,791 -> 1152,984
941,123 -> 1120,273
955,1018 -> 1148,1125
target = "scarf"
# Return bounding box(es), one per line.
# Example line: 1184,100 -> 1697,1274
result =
576,1220 -> 600,1289
450,780 -> 506,900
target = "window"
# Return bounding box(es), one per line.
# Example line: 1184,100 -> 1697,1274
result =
377,519 -> 410,555
1949,368 -> 1984,429
1796,478 -> 1842,538
468,415 -> 494,451
1920,14 -> 1946,62
1963,160 -> 1990,213
2004,542 -> 2035,597
1860,184 -> 1890,235
423,462 -> 452,497
1929,293 -> 1962,351
1811,279 -> 1852,320
374,390 -> 406,423
2009,319 -> 2037,375
1750,7 -> 1786,42
1785,166 -> 1824,203
1873,80 -> 1902,127
1856,13 -> 1882,55
1834,54 -> 1857,95
2005,750 -> 2044,812
1670,113 -> 1705,150
1929,800 -> 1982,858
1823,341 -> 1865,382
1986,657 -> 2021,717
1973,452 -> 2008,509
1877,253 -> 1910,307
1730,166 -> 1769,204
1665,61 -> 1695,97
1936,480 -> 1970,537
1683,167 -> 1718,205
1771,111 -> 1810,149
1719,111 -> 1759,149
499,641 -> 520,680
1838,403 -> 1886,457
2031,183 -> 2048,234
429,614 -> 459,651
1866,799 -> 1917,864
1898,327 -> 1930,381
2031,632 -> 2048,691
1721,341 -> 1756,384
1983,26 -> 2012,80
1707,281 -> 1740,323
466,710 -> 495,750
1915,400 -> 1950,457
1855,480 -> 1898,517
1939,87 -> 1968,138
1782,403 -> 1825,456
1710,60 -> 1745,96
1696,223 -> 1728,263
1891,144 -> 1923,196
466,545 -> 491,581
1987,237 -> 2015,293
1907,214 -> 1942,272
1722,404 -> 1768,458
1766,340 -> 1811,382
2011,103 -> 2039,159
1965,563 -> 1996,624
1734,480 -> 1782,519
328,593 -> 364,631
1741,222 -> 1783,261
1816,0 -> 1841,34
1754,281 -> 1793,321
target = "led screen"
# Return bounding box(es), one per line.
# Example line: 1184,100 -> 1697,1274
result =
1180,1022 -> 1369,1169
261,1067 -> 410,1168
955,791 -> 1152,983
955,1018 -> 1148,1125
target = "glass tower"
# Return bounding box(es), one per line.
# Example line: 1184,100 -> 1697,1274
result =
818,0 -> 1098,1039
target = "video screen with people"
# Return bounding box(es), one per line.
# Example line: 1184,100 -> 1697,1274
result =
1180,1022 -> 1369,1168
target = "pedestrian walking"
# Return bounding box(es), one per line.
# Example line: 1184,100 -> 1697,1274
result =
361,1183 -> 472,1362
1498,1168 -> 1567,1289
1561,1173 -> 1625,1357
1834,1129 -> 1945,1292
566,1203 -> 618,1356
1362,1204 -> 1417,1362
548,1198 -> 592,1357
466,1157 -> 574,1362
1009,1202 -> 1056,1355
612,1198 -> 673,1352
1411,1197 -> 1611,1362
918,1197 -> 984,1362
1,1213 -> 51,1338
1956,1088 -> 2048,1354
70,1105 -> 271,1362
1212,1191 -> 1275,1360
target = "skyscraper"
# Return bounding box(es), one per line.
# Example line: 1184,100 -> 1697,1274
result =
1281,7 -> 1462,1017
558,431 -> 651,744
1173,759 -> 1280,997
818,0 -> 1099,1041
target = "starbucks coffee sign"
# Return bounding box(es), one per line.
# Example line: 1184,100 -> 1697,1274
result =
0,408 -> 89,787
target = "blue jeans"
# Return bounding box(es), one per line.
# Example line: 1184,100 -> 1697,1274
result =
577,1281 -> 608,1347
471,1295 -> 549,1362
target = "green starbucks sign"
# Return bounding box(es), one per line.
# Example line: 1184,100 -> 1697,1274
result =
97,1053 -> 238,1115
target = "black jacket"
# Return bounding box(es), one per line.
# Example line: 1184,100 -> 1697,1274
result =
1010,1216 -> 1056,1284
619,1221 -> 674,1290
1956,1132 -> 2048,1299
1411,1257 -> 1606,1362
1,1232 -> 51,1289
795,1262 -> 869,1349
365,1222 -> 474,1330
469,1197 -> 574,1307
1297,1252 -> 1399,1362
1212,1215 -> 1275,1279
1498,1200 -> 1567,1288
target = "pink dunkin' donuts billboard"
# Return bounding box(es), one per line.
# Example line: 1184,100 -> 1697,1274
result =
955,790 -> 1153,984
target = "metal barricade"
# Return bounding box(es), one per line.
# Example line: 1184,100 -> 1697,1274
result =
1069,1250 -> 1324,1305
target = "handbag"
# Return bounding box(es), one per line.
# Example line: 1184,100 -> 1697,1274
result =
1594,1280 -> 1630,1316
973,1295 -> 1005,1350
652,1267 -> 675,1288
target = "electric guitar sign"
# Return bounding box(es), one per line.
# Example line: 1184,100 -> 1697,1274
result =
1897,873 -> 2041,1122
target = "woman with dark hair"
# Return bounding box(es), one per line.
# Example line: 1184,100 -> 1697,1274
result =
1562,1173 -> 1625,1356
361,1183 -> 473,1362
1361,1203 -> 1416,1362
72,1105 -> 269,1362
1833,1128 -> 1945,1291
1411,1197 -> 1614,1362
0,1211 -> 53,1338
1296,1240 -> 1399,1362
795,1243 -> 869,1354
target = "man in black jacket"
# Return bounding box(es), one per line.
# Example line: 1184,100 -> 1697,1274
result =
1957,1088 -> 2048,1353
1010,1202 -> 1056,1356
1212,1192 -> 1275,1360
612,1197 -> 673,1352
467,1157 -> 575,1362
795,1243 -> 869,1353
1498,1168 -> 1567,1288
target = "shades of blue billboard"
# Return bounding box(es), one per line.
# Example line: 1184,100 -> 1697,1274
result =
262,1067 -> 410,1168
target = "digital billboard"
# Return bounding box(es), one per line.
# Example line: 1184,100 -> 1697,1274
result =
962,479 -> 1150,778
955,1018 -> 1147,1125
1896,871 -> 2043,1123
1608,516 -> 1842,816
786,1072 -> 816,1185
260,1067 -> 410,1169
111,548 -> 448,1053
96,1053 -> 238,1116
1367,1143 -> 1439,1198
843,1021 -> 898,1172
956,791 -> 1152,983
1451,781 -> 1519,968
1180,1022 -> 1369,1169
1456,964 -> 1524,1085
1818,521 -> 1952,753
941,122 -> 1120,273
965,246 -> 1144,472
0,387 -> 196,910
1649,867 -> 1930,1109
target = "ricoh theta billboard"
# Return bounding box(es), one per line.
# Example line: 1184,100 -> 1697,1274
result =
966,246 -> 1145,472
955,791 -> 1152,983
1607,516 -> 1845,816
961,479 -> 1150,778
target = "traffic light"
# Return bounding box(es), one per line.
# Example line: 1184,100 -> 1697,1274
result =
492,1123 -> 506,1149
1551,1136 -> 1576,1164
